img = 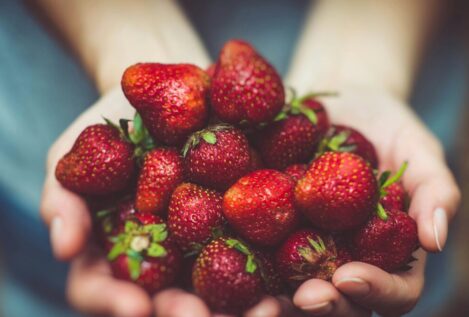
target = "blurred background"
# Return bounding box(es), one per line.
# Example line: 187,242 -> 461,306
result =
0,0 -> 468,316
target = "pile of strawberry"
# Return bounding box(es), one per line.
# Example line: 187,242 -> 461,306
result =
55,40 -> 418,315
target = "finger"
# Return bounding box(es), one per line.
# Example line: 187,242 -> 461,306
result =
244,296 -> 282,317
40,174 -> 91,260
293,279 -> 371,317
67,249 -> 152,317
332,250 -> 426,316
407,156 -> 460,252
393,128 -> 461,252
276,295 -> 308,317
154,288 -> 211,317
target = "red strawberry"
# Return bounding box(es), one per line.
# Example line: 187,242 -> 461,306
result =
377,162 -> 409,215
223,169 -> 299,246
168,183 -> 225,252
121,63 -> 209,145
135,148 -> 184,214
284,164 -> 308,183
380,182 -> 407,211
319,124 -> 379,168
55,124 -> 135,195
254,96 -> 330,169
192,237 -> 264,314
107,217 -> 182,294
295,152 -> 379,231
95,198 -> 162,251
210,40 -> 285,125
351,209 -> 418,272
183,124 -> 251,190
276,229 -> 348,288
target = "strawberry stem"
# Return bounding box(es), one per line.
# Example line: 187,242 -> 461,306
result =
225,238 -> 257,274
378,161 -> 408,199
382,161 -> 408,189
377,203 -> 388,221
182,124 -> 232,157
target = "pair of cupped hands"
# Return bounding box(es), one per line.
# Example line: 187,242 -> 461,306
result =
40,83 -> 460,317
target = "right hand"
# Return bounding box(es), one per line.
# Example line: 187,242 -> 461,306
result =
40,87 -> 296,317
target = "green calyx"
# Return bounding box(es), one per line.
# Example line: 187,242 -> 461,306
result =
292,236 -> 337,281
104,112 -> 156,162
276,89 -> 337,125
225,238 -> 257,274
181,124 -> 232,157
376,161 -> 409,221
224,238 -> 273,287
316,127 -> 356,158
298,236 -> 328,263
107,221 -> 168,280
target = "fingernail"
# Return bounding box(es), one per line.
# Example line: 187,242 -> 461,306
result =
50,217 -> 63,254
433,207 -> 447,252
248,297 -> 279,317
300,301 -> 333,315
335,277 -> 370,297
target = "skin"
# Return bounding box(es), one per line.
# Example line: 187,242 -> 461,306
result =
37,0 -> 460,316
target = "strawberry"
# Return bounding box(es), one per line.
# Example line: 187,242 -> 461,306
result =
351,209 -> 418,272
380,182 -> 407,211
95,198 -> 162,251
253,95 -> 330,169
319,124 -> 378,168
121,63 -> 210,145
223,169 -> 299,246
183,124 -> 251,190
168,183 -> 225,253
295,152 -> 379,231
284,164 -> 308,183
276,229 -> 348,288
55,124 -> 135,195
107,216 -> 182,294
192,237 -> 265,314
210,40 -> 285,125
376,162 -> 409,216
135,147 -> 184,214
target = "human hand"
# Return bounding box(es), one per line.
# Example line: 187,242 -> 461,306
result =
41,85 -> 460,317
290,84 -> 461,316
